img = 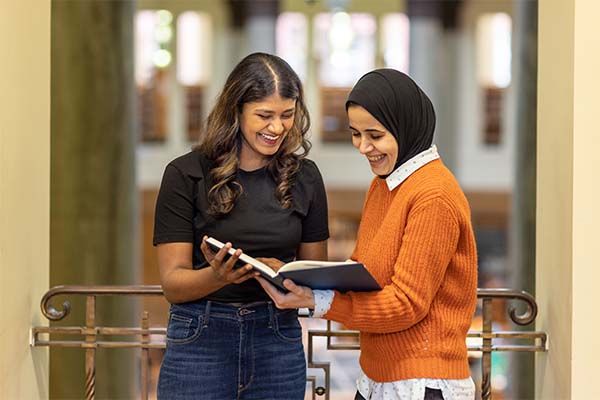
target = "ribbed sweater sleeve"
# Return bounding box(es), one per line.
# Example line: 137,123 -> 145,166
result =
324,197 -> 460,333
350,178 -> 378,262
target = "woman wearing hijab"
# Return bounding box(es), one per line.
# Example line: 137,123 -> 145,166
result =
258,69 -> 478,400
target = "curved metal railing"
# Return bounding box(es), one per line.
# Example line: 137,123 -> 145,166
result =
32,286 -> 547,400
41,284 -> 164,321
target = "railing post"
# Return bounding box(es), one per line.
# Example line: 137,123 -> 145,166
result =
307,327 -> 329,399
481,297 -> 492,400
141,311 -> 150,400
84,295 -> 96,400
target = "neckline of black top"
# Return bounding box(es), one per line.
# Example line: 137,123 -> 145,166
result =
238,166 -> 267,175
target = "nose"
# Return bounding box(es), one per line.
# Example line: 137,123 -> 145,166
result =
268,118 -> 284,134
357,137 -> 373,154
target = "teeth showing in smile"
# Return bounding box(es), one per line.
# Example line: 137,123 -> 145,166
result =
367,155 -> 385,162
259,133 -> 279,141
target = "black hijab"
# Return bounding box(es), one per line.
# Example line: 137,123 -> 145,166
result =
346,69 -> 436,178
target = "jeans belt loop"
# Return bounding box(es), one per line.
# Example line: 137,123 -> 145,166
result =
267,301 -> 274,328
202,300 -> 212,327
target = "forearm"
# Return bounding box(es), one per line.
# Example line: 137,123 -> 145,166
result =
327,198 -> 461,333
323,286 -> 429,333
312,285 -> 424,332
161,267 -> 227,303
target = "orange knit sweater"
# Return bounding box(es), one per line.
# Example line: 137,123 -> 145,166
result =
324,159 -> 478,382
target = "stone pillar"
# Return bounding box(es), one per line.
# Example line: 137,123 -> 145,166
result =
51,2 -> 138,399
407,0 -> 463,172
246,0 -> 278,54
227,0 -> 279,60
509,1 -> 538,398
536,0 -> 600,398
0,1 -> 50,398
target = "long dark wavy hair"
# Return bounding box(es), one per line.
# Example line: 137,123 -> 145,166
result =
195,53 -> 311,216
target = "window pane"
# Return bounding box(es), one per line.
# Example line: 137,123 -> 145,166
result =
314,12 -> 376,87
381,13 -> 410,73
476,13 -> 512,88
135,11 -> 160,86
177,12 -> 212,86
135,10 -> 173,142
276,12 -> 308,81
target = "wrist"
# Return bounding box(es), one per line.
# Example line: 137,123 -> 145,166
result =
208,266 -> 228,287
309,292 -> 316,309
307,293 -> 317,317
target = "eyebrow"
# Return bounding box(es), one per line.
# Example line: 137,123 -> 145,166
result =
255,108 -> 295,114
348,125 -> 385,133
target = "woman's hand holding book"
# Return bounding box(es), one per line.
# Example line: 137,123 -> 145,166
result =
200,236 -> 257,285
256,276 -> 315,310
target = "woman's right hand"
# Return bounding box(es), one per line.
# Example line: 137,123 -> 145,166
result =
200,236 -> 256,284
256,277 -> 315,310
255,257 -> 285,272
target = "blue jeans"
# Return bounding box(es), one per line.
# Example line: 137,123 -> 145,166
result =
157,300 -> 306,400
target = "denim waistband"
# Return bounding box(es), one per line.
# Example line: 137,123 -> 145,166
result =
170,299 -> 297,322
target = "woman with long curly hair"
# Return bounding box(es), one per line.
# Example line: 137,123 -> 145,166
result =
153,53 -> 329,399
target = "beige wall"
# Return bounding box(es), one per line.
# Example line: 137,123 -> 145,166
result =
537,0 -> 600,398
0,2 -> 50,399
571,0 -> 600,396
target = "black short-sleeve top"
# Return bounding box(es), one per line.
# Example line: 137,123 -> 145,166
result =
153,151 -> 329,303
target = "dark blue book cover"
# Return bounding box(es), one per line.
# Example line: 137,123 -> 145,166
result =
205,237 -> 381,292
279,263 -> 380,292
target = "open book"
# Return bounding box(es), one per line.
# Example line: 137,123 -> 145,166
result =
205,237 -> 381,292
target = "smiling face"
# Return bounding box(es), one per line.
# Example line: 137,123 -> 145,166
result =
348,105 -> 399,176
239,93 -> 296,170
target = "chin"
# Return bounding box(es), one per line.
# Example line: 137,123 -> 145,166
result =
372,166 -> 393,176
256,144 -> 281,157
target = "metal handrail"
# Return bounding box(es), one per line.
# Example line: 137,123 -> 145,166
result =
477,288 -> 538,325
32,286 -> 547,400
41,284 -> 163,321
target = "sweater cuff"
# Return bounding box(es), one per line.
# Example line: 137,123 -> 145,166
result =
323,291 -> 354,324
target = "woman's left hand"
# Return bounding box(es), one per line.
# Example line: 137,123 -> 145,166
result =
256,277 -> 315,310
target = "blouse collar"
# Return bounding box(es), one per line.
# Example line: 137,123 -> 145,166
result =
385,145 -> 440,191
